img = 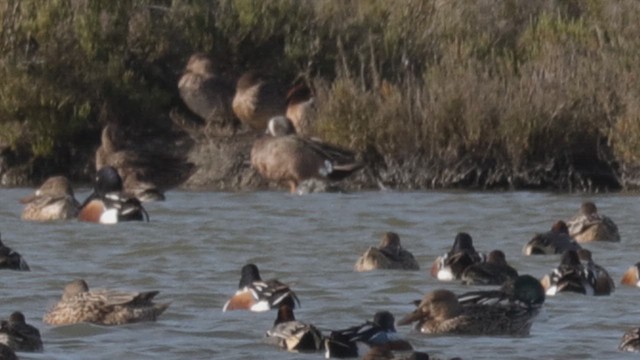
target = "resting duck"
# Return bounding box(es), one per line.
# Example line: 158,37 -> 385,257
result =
265,304 -> 323,353
540,249 -> 609,296
460,250 -> 518,286
431,233 -> 485,281
43,279 -> 169,326
251,116 -> 363,193
0,312 -> 43,352
78,166 -> 149,224
354,232 -> 420,271
223,263 -> 300,312
20,176 -> 80,221
96,124 -> 195,202
398,275 -> 545,336
0,234 -> 29,271
286,82 -> 315,136
522,220 -> 582,255
325,311 -> 412,359
577,249 -> 614,295
621,262 -> 640,287
178,53 -> 236,127
620,328 -> 640,352
566,201 -> 620,242
232,71 -> 286,131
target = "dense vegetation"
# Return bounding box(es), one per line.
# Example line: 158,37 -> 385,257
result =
1,0 -> 639,190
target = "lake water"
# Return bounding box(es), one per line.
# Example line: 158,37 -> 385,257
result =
1,188 -> 640,359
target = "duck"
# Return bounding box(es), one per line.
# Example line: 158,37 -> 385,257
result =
0,234 -> 29,271
354,232 -> 420,271
431,232 -> 485,281
265,304 -> 323,353
566,201 -> 620,242
621,262 -> 640,287
577,249 -> 614,295
0,312 -> 43,352
620,327 -> 640,352
96,124 -> 194,201
522,220 -> 582,255
540,250 -> 605,296
398,275 -> 545,336
42,279 -> 170,326
222,263 -> 300,312
285,82 -> 315,136
460,250 -> 518,286
78,166 -> 149,224
0,344 -> 17,360
178,52 -> 236,128
325,311 -> 413,359
250,116 -> 363,193
20,176 -> 80,221
232,70 -> 286,131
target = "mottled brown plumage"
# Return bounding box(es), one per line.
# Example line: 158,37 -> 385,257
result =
355,232 -> 420,271
43,279 -> 169,326
286,83 -> 315,135
20,176 -> 80,221
566,201 -> 620,242
178,53 -> 236,125
251,116 -> 363,193
232,71 -> 286,131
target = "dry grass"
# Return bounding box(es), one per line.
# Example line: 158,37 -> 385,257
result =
1,0 -> 640,189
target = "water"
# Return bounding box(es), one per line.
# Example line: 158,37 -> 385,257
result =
1,188 -> 640,359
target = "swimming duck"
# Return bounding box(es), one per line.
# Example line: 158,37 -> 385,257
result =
265,304 -> 323,353
577,249 -> 614,295
460,250 -> 518,286
223,263 -> 300,312
251,116 -> 363,193
286,82 -> 315,136
398,275 -> 545,336
620,327 -> 640,352
621,262 -> 640,287
0,234 -> 29,271
566,201 -> 620,242
20,176 -> 80,221
0,344 -> 17,360
540,250 -> 604,296
325,311 -> 413,358
178,53 -> 236,127
232,71 -> 286,131
0,312 -> 43,352
78,166 -> 149,224
43,279 -> 170,326
354,232 -> 420,272
522,220 -> 582,255
431,233 -> 485,281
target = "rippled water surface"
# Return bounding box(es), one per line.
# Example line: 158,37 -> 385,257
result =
1,188 -> 640,359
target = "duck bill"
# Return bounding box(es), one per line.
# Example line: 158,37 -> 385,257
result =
397,310 -> 423,326
19,193 -> 37,204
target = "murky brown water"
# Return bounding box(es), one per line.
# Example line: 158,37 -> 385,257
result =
1,188 -> 639,359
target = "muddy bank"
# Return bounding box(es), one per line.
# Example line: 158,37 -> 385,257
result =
0,120 -> 633,193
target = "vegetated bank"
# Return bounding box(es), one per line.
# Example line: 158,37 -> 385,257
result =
1,1 -> 639,192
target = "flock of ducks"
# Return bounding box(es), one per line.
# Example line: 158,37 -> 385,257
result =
5,162 -> 640,358
2,52 -> 639,358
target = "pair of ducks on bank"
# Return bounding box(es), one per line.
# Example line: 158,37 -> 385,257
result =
0,278 -> 168,356
223,264 -> 544,358
19,166 -> 148,224
178,53 -> 314,135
